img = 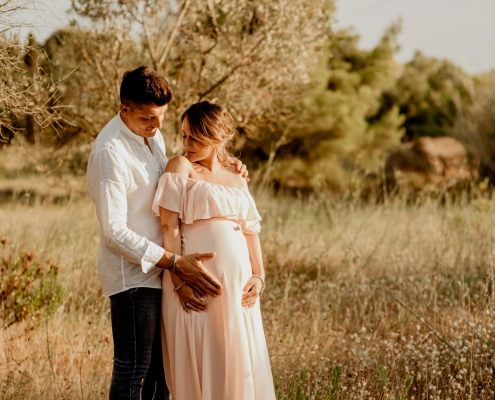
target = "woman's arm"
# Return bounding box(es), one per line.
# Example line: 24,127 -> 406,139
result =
158,155 -> 222,300
241,233 -> 265,307
160,206 -> 207,313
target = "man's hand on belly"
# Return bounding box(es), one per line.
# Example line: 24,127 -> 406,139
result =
175,252 -> 222,297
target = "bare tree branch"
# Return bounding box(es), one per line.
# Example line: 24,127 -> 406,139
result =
157,0 -> 191,68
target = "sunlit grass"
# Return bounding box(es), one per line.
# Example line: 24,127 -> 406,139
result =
1,191 -> 495,399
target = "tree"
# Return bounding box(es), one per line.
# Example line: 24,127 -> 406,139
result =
267,23 -> 404,190
54,0 -> 332,155
0,0 -> 64,146
452,72 -> 495,181
385,51 -> 474,141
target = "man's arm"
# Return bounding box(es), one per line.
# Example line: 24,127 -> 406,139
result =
88,149 -> 164,272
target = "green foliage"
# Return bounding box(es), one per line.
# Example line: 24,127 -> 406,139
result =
326,365 -> 340,400
401,375 -> 414,400
289,368 -> 311,400
275,367 -> 311,400
41,28 -> 144,144
379,364 -> 387,388
385,51 -> 474,140
269,22 -> 404,190
0,237 -> 64,327
453,72 -> 495,181
4,1 -> 493,191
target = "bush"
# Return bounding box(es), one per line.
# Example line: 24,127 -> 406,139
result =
0,236 -> 64,327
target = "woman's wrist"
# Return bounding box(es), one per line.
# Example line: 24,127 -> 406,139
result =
251,274 -> 266,297
169,270 -> 183,287
173,281 -> 186,292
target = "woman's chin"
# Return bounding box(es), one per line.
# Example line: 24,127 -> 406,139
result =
186,153 -> 201,162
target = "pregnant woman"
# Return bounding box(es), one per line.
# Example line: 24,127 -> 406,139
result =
152,101 -> 276,400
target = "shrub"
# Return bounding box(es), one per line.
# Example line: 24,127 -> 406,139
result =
0,236 -> 64,327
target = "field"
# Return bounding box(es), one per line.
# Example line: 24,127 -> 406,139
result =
1,189 -> 495,399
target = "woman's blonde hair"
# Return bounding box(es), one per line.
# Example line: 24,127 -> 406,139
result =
181,101 -> 235,164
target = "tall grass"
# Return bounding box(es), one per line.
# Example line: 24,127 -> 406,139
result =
1,190 -> 495,399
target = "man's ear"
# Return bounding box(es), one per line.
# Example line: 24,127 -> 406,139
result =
120,103 -> 130,116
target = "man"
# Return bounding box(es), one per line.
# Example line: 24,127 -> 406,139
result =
87,66 -> 246,399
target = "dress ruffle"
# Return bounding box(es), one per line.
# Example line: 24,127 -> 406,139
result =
152,172 -> 262,234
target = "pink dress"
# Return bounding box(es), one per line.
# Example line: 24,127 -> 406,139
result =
152,172 -> 276,400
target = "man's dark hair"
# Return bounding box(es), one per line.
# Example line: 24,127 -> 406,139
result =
120,66 -> 172,106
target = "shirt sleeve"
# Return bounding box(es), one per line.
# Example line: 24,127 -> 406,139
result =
87,148 -> 165,273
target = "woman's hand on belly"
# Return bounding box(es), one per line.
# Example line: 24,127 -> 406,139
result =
241,277 -> 263,308
176,283 -> 208,313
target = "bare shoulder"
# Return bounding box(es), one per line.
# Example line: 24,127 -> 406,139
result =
224,163 -> 248,189
165,156 -> 192,176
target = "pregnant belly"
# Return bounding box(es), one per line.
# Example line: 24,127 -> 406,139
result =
180,218 -> 251,285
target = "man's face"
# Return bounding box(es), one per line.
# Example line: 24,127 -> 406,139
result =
120,102 -> 168,138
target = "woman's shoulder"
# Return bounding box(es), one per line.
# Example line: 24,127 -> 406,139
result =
165,155 -> 192,176
223,163 -> 248,190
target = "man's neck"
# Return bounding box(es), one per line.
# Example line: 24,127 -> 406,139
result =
144,137 -> 152,153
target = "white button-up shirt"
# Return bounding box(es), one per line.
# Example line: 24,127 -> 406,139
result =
87,114 -> 167,297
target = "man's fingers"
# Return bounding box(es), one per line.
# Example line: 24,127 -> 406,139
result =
197,252 -> 215,260
194,274 -> 222,295
199,269 -> 221,287
187,282 -> 207,297
190,252 -> 222,290
177,252 -> 222,295
192,277 -> 218,294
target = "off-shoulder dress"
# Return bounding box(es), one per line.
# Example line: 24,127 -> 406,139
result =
152,172 -> 276,400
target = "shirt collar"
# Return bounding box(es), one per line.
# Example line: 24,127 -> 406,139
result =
115,112 -> 156,146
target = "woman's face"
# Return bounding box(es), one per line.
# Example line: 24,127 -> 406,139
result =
182,116 -> 216,163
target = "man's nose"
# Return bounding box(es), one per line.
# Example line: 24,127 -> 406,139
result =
153,118 -> 163,129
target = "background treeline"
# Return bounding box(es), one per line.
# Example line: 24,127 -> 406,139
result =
2,0 -> 495,191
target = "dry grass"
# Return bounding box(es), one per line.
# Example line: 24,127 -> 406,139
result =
1,190 -> 495,399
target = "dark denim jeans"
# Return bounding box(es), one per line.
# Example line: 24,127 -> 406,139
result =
109,287 -> 169,400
